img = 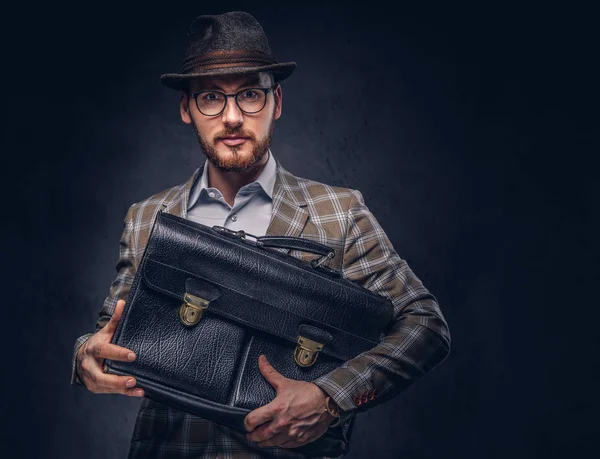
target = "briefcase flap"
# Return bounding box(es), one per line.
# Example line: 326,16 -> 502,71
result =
135,212 -> 394,361
142,256 -> 381,361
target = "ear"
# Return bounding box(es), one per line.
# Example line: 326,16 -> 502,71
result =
180,92 -> 192,124
273,84 -> 282,120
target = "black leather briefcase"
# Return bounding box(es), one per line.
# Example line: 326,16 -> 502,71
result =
105,211 -> 393,457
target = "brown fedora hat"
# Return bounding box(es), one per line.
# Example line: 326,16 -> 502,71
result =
160,11 -> 296,91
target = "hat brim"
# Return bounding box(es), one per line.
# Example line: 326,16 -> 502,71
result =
160,62 -> 296,91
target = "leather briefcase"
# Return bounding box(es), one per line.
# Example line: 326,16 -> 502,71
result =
105,211 -> 393,457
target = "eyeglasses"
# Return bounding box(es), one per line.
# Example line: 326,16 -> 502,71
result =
189,86 -> 274,116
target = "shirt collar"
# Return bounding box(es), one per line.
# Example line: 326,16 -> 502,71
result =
187,149 -> 277,210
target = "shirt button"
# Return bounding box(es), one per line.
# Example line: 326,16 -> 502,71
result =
208,191 -> 215,198
231,215 -> 238,222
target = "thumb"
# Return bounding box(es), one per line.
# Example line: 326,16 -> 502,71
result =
258,355 -> 286,390
104,299 -> 126,335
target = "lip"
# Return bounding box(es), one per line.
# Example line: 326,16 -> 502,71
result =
219,136 -> 249,146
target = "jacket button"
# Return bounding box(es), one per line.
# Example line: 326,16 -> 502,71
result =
354,397 -> 362,406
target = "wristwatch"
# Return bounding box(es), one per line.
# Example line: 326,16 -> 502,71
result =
324,396 -> 340,418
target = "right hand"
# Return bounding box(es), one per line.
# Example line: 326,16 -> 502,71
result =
76,299 -> 144,397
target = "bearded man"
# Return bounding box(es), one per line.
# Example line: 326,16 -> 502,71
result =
71,11 -> 451,459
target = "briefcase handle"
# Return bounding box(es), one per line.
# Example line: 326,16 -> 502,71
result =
212,226 -> 335,268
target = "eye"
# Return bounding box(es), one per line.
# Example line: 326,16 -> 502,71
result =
239,89 -> 259,101
200,92 -> 223,102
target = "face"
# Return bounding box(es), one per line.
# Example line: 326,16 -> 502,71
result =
180,72 -> 282,173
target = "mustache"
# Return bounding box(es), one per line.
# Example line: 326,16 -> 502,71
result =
214,128 -> 255,141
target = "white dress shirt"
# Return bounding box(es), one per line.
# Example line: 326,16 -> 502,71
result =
186,149 -> 277,236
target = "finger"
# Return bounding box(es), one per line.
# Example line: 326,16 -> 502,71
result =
104,300 -> 126,334
91,370 -> 139,392
96,384 -> 145,397
246,420 -> 280,443
257,432 -> 290,448
124,387 -> 145,397
258,355 -> 286,390
244,400 -> 280,432
280,427 -> 315,448
90,342 -> 136,362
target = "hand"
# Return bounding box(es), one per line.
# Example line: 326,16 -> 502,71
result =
76,299 -> 144,397
243,355 -> 336,449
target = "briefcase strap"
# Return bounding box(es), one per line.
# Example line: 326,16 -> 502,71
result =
212,226 -> 335,268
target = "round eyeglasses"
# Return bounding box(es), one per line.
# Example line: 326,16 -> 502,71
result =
190,87 -> 274,116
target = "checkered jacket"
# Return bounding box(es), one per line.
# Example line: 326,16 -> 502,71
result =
71,159 -> 451,458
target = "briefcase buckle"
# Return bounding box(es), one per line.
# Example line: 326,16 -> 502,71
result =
179,293 -> 210,327
294,336 -> 324,367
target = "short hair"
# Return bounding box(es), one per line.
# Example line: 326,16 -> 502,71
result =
257,71 -> 275,87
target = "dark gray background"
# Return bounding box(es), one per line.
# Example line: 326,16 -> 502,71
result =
3,1 -> 598,458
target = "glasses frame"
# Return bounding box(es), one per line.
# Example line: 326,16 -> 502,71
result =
189,86 -> 275,116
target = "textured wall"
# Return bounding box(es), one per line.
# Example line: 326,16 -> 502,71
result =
4,2 -> 597,458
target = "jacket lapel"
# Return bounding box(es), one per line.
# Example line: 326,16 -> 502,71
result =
162,165 -> 204,218
265,160 -> 309,252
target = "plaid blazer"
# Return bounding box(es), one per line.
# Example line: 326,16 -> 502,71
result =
72,159 -> 451,459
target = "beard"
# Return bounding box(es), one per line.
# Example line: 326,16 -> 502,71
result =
192,117 -> 275,173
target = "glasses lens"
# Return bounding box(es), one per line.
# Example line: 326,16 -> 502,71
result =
237,89 -> 267,114
196,91 -> 225,116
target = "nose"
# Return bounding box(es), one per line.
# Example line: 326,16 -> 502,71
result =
221,95 -> 243,128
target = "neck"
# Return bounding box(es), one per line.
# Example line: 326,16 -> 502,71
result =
206,152 -> 269,207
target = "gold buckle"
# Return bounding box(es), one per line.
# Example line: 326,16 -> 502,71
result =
294,336 -> 323,367
179,293 -> 210,327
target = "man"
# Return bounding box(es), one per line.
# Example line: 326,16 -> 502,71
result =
71,11 -> 451,459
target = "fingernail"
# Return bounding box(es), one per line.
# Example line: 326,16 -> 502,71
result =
126,379 -> 135,388
128,353 -> 136,361
259,355 -> 266,362
134,389 -> 144,396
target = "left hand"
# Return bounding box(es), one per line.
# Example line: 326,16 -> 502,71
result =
243,354 -> 337,448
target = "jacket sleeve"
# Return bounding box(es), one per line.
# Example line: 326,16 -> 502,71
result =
312,189 -> 451,422
70,204 -> 138,385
